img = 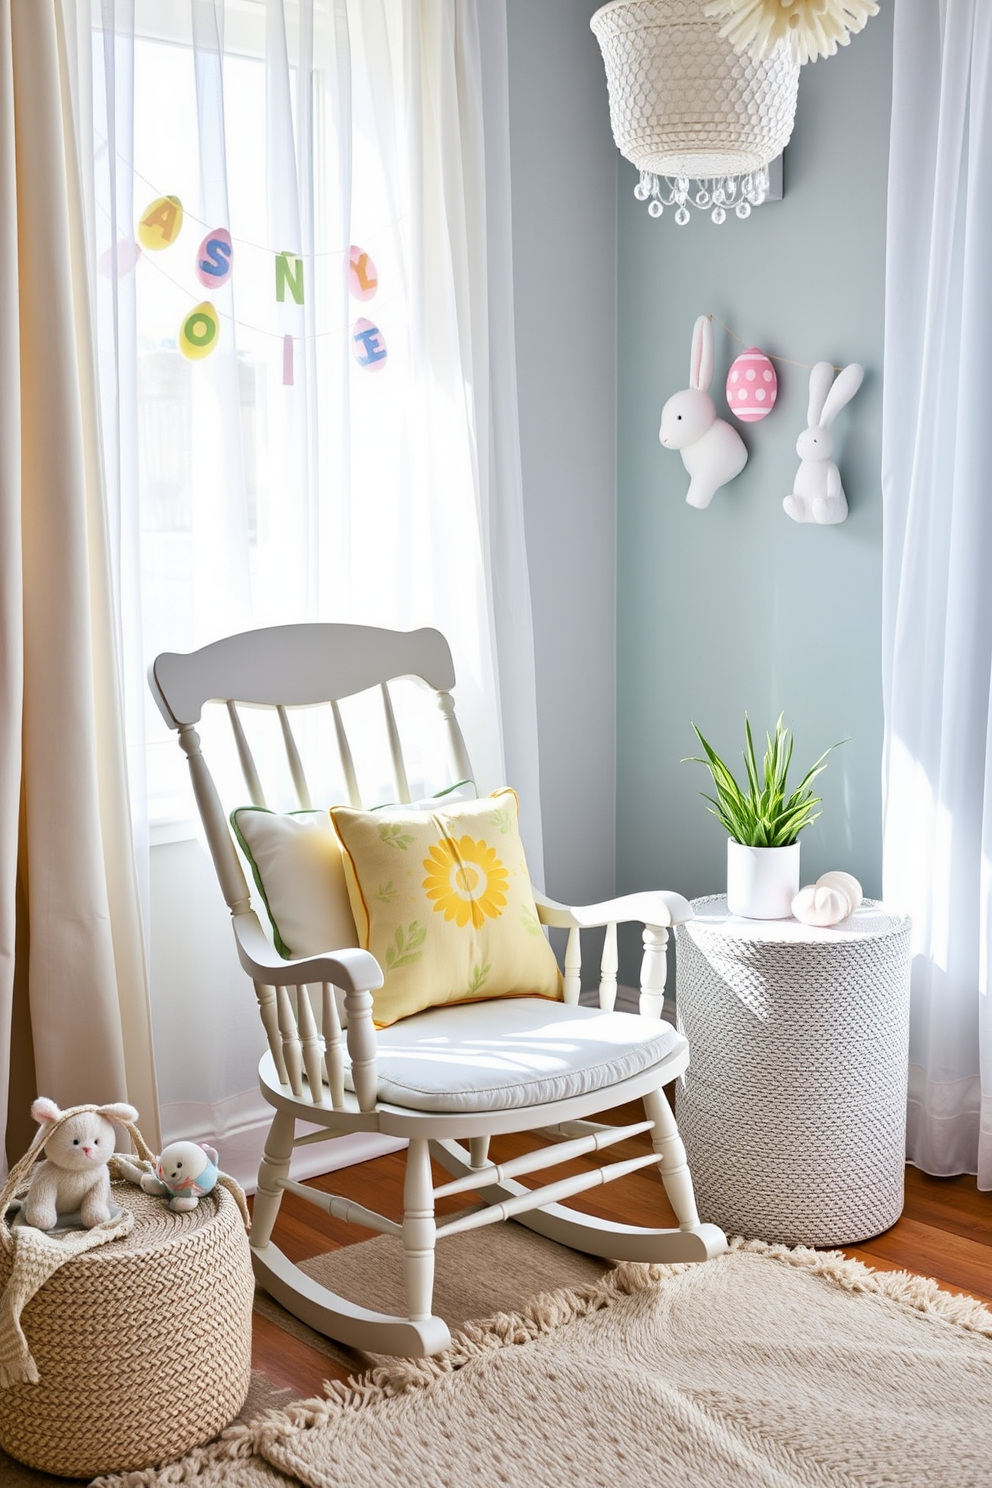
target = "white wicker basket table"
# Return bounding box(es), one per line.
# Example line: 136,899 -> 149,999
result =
675,896 -> 912,1247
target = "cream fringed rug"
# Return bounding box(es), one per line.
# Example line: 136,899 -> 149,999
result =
90,1237 -> 992,1488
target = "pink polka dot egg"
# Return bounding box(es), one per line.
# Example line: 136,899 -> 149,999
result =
726,347 -> 777,422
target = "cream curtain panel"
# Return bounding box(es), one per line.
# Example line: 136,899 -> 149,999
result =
0,0 -> 160,1170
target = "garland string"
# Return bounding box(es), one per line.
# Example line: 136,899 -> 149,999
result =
709,315 -> 843,373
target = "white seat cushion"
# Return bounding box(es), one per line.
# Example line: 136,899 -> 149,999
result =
343,998 -> 684,1113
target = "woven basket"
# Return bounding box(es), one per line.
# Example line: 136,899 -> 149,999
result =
590,0 -> 800,178
0,1142 -> 254,1478
675,897 -> 912,1248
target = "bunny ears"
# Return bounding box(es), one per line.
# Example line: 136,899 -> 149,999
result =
806,361 -> 864,428
689,315 -> 715,393
31,1097 -> 140,1127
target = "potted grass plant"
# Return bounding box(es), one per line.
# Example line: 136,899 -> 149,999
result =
686,713 -> 839,918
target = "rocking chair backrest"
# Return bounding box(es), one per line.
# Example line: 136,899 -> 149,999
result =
148,623 -> 475,927
148,621 -> 692,1127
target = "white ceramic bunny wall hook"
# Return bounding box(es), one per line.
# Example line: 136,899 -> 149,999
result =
784,361 -> 864,525
659,315 -> 748,509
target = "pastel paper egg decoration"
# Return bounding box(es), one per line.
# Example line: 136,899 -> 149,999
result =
350,318 -> 387,371
726,347 -> 777,423
196,228 -> 233,288
179,301 -> 220,360
138,195 -> 183,251
348,245 -> 378,301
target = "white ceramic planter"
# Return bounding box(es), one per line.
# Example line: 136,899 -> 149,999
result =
726,840 -> 800,919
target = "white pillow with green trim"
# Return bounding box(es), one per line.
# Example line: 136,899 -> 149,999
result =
231,808 -> 357,960
230,782 -> 476,960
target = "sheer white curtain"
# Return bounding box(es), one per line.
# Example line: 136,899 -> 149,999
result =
66,0 -> 542,1163
881,0 -> 992,1188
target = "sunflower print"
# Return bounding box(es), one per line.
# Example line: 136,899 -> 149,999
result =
422,836 -> 509,929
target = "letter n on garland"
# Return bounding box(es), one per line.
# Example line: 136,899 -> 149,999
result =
275,252 -> 304,305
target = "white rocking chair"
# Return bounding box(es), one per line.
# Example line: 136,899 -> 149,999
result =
149,623 -> 726,1357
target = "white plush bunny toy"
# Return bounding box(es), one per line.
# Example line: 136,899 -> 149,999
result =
659,315 -> 748,509
783,360 -> 864,525
23,1096 -> 139,1230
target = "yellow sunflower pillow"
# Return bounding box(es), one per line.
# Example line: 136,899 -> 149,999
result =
329,789 -> 562,1026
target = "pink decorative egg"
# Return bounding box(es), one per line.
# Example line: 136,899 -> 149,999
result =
349,245 -> 378,301
196,228 -> 233,288
350,318 -> 387,371
726,347 -> 777,422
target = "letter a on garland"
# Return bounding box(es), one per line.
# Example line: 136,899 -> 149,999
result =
138,195 -> 184,251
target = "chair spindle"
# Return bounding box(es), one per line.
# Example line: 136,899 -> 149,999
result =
599,922 -> 618,1011
296,984 -> 325,1102
380,683 -> 410,803
255,980 -> 289,1085
345,988 -> 378,1110
563,926 -> 582,1005
435,689 -> 473,786
643,1086 -> 701,1229
639,925 -> 669,1019
251,1108 -> 295,1249
226,701 -> 266,806
321,983 -> 345,1109
277,985 -> 304,1095
277,705 -> 313,809
331,701 -> 361,806
402,1139 -> 436,1322
177,725 -> 253,915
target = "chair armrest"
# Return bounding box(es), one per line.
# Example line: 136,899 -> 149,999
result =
534,890 -> 693,931
534,890 -> 691,1019
232,911 -> 383,995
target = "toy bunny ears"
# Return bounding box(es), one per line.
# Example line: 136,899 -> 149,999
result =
31,1096 -> 140,1127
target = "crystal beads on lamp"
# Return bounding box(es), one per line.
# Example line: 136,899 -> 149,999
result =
634,166 -> 770,225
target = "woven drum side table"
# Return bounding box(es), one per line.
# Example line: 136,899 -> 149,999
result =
675,896 -> 912,1247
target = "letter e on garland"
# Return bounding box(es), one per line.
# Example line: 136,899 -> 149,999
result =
350,317 -> 387,372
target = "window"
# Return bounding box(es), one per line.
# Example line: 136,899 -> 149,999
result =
105,2 -> 495,826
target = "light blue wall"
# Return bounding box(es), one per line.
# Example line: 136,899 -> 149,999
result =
615,10 -> 894,914
504,5 -> 893,958
506,0 -> 618,906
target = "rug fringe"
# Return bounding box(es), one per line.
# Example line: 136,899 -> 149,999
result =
90,1238 -> 992,1487
728,1235 -> 992,1336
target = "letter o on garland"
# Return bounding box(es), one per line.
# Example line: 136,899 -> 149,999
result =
179,301 -> 220,360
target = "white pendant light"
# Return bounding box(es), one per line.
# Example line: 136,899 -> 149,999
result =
590,0 -> 800,225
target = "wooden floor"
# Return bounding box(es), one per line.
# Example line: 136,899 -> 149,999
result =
250,1101 -> 992,1398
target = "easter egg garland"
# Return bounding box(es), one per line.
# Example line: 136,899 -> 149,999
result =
134,195 -> 387,377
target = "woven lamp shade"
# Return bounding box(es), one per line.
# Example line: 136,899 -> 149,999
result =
590,0 -> 800,179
